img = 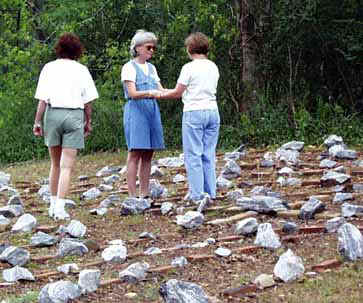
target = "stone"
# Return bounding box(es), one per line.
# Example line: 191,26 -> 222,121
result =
260,159 -> 275,167
66,220 -> 87,238
237,195 -> 288,214
149,179 -> 167,199
0,171 -> 11,186
176,211 -> 204,229
103,174 -> 120,185
254,274 -> 275,289
0,215 -> 11,232
173,174 -> 185,183
254,223 -> 281,249
326,217 -> 346,233
7,195 -> 23,207
101,244 -> 127,263
30,231 -> 58,247
98,184 -> 113,192
89,207 -> 108,216
144,247 -> 162,255
299,197 -> 326,220
337,223 -> 363,261
282,222 -> 298,234
161,202 -> 174,215
321,171 -> 351,186
38,280 -> 82,303
2,265 -> 35,282
215,247 -> 232,257
280,141 -> 304,152
78,269 -> 101,294
171,256 -> 188,268
333,193 -> 353,204
275,149 -> 300,166
235,218 -> 258,236
11,213 -> 37,233
226,189 -> 244,202
139,231 -> 157,240
221,159 -> 242,179
150,165 -> 164,178
319,159 -> 337,169
323,135 -> 344,148
81,187 -> 102,200
0,246 -> 30,266
273,249 -> 305,282
0,205 -> 24,218
57,263 -> 79,274
216,176 -> 233,189
120,197 -> 151,215
159,279 -> 209,303
96,165 -> 121,177
341,203 -> 363,217
119,262 -> 150,283
57,238 -> 89,257
157,157 -> 184,167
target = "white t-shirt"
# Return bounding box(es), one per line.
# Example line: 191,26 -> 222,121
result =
35,59 -> 99,108
121,60 -> 160,83
177,58 -> 219,112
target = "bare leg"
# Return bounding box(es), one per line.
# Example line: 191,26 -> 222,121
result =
57,148 -> 78,198
139,150 -> 154,198
53,148 -> 77,220
48,146 -> 62,196
127,151 -> 142,197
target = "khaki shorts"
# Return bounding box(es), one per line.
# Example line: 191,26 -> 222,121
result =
44,106 -> 85,149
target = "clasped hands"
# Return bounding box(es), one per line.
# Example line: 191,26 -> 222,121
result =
148,90 -> 162,99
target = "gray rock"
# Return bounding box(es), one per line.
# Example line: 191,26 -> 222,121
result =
89,207 -> 108,216
273,249 -> 304,282
144,247 -> 162,255
78,269 -> 101,294
0,171 -> 11,186
160,279 -> 209,303
260,159 -> 275,168
149,179 -> 167,199
11,213 -> 37,233
328,144 -> 346,157
333,165 -> 347,174
119,262 -> 150,283
37,184 -> 50,199
150,165 -> 164,178
324,135 -> 344,148
161,202 -> 174,215
192,242 -> 209,248
101,244 -> 127,263
173,174 -> 185,183
57,238 -> 89,257
216,176 -> 233,189
120,197 -> 151,215
226,189 -> 244,202
2,265 -> 35,282
38,280 -> 82,303
98,184 -> 113,192
341,203 -> 363,217
221,160 -> 242,179
176,211 -> 204,229
326,217 -> 346,233
319,159 -> 337,168
235,218 -> 258,236
215,247 -> 232,257
334,149 -> 357,160
254,223 -> 281,249
282,222 -> 298,234
0,186 -> 18,197
0,246 -> 30,266
0,215 -> 11,231
196,194 -> 211,213
321,171 -> 351,186
0,243 -> 11,254
333,193 -> 353,204
338,223 -> 363,261
96,165 -> 121,177
7,195 -> 23,207
171,256 -> 188,268
157,157 -> 184,167
275,149 -> 300,166
280,141 -> 304,152
236,195 -> 288,214
0,205 -> 24,218
66,220 -> 87,238
254,274 -> 275,289
352,183 -> 363,192
139,231 -> 157,240
299,197 -> 326,220
278,167 -> 295,176
30,231 -> 58,247
352,159 -> 363,167
81,187 -> 102,200
224,151 -> 245,161
103,174 -> 120,185
250,186 -> 269,195
57,263 -> 79,274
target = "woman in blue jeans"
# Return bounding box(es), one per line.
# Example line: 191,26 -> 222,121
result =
121,30 -> 165,198
153,32 -> 220,201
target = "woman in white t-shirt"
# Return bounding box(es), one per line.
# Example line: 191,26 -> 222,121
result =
153,32 -> 220,202
33,33 -> 99,220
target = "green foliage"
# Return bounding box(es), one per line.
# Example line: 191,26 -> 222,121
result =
1,0 -> 363,164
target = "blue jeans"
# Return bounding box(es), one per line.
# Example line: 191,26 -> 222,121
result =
182,109 -> 220,200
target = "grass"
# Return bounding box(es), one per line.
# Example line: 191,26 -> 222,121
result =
2,291 -> 39,303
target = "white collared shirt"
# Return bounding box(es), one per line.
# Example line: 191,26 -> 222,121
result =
35,59 -> 99,108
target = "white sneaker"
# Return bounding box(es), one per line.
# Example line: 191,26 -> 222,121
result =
53,199 -> 70,221
48,196 -> 56,218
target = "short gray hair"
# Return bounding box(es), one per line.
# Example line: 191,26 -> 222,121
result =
130,29 -> 158,57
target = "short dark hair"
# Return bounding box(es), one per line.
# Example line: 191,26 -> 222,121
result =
185,32 -> 209,55
55,33 -> 84,60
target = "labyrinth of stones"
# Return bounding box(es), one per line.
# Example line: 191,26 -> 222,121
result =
1,134 -> 363,302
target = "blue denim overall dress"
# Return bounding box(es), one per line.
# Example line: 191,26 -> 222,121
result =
123,61 -> 165,151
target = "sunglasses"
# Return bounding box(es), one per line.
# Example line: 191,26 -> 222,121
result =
145,45 -> 156,51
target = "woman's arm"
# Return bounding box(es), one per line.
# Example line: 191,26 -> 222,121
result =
124,81 -> 155,99
33,100 -> 47,136
153,83 -> 187,99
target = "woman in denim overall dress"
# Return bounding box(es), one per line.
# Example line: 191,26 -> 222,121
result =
121,30 -> 165,198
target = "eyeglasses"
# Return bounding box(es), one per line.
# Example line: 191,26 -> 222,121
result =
145,45 -> 156,51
